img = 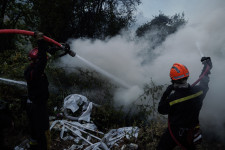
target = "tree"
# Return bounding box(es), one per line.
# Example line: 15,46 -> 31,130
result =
27,0 -> 140,41
0,0 -> 37,52
136,13 -> 187,46
135,13 -> 187,64
0,0 -> 141,51
29,0 -> 74,42
68,0 -> 141,39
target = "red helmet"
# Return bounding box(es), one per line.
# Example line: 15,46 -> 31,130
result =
28,47 -> 38,60
170,63 -> 189,80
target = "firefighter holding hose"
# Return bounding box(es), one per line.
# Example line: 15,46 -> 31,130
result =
24,31 -> 70,150
157,57 -> 212,150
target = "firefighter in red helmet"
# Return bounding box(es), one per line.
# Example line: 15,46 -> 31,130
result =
157,57 -> 212,150
24,32 -> 70,150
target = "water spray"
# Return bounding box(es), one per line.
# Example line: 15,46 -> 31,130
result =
0,77 -> 27,86
195,42 -> 204,57
191,42 -> 211,87
0,29 -> 129,88
76,55 -> 129,88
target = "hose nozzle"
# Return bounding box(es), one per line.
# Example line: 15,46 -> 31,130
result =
60,43 -> 76,57
68,50 -> 76,57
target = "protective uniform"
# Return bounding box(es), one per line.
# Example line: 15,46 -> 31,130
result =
157,58 -> 212,150
24,38 -> 50,150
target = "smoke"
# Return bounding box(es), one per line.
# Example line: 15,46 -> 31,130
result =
59,0 -> 225,141
60,35 -> 150,105
67,36 -> 148,86
144,0 -> 225,141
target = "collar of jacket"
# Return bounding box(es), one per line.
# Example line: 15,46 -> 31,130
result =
174,83 -> 190,90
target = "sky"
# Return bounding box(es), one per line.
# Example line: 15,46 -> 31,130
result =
138,0 -> 191,16
136,0 -> 225,25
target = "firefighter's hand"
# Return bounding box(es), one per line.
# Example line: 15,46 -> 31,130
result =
166,84 -> 174,92
34,31 -> 44,40
164,84 -> 174,96
160,84 -> 174,102
62,43 -> 70,52
60,43 -> 76,57
201,57 -> 212,69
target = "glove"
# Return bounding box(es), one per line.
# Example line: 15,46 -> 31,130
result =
62,43 -> 70,52
61,43 -> 76,57
161,84 -> 174,101
201,57 -> 212,69
34,31 -> 44,40
165,84 -> 174,93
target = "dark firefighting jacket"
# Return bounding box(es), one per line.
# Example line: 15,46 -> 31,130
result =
24,39 -> 49,103
158,66 -> 210,128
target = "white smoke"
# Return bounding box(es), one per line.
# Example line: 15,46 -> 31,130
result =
143,0 -> 225,141
60,0 -> 225,141
67,37 -> 150,86
61,35 -> 150,105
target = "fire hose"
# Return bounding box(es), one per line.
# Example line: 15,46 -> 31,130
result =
0,29 -> 130,88
191,65 -> 211,87
0,29 -> 75,57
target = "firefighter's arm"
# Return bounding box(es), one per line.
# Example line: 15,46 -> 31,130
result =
47,43 -> 75,58
33,32 -> 48,78
46,46 -> 61,55
199,57 -> 212,90
158,85 -> 173,115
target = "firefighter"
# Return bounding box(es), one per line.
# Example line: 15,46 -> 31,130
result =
157,57 -> 212,150
24,31 -> 51,150
24,32 -> 69,150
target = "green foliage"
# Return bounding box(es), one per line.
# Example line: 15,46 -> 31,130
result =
0,83 -> 28,137
136,13 -> 187,37
128,80 -> 165,124
0,49 -> 28,79
1,0 -> 141,52
137,120 -> 167,149
0,0 -> 38,51
71,0 -> 141,39
0,0 -> 36,29
92,104 -> 126,132
136,13 -> 187,51
46,65 -> 115,104
30,0 -> 74,42
135,13 -> 187,64
0,50 -> 29,140
117,80 -> 168,149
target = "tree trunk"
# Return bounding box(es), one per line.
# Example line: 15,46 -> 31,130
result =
0,0 -> 9,28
